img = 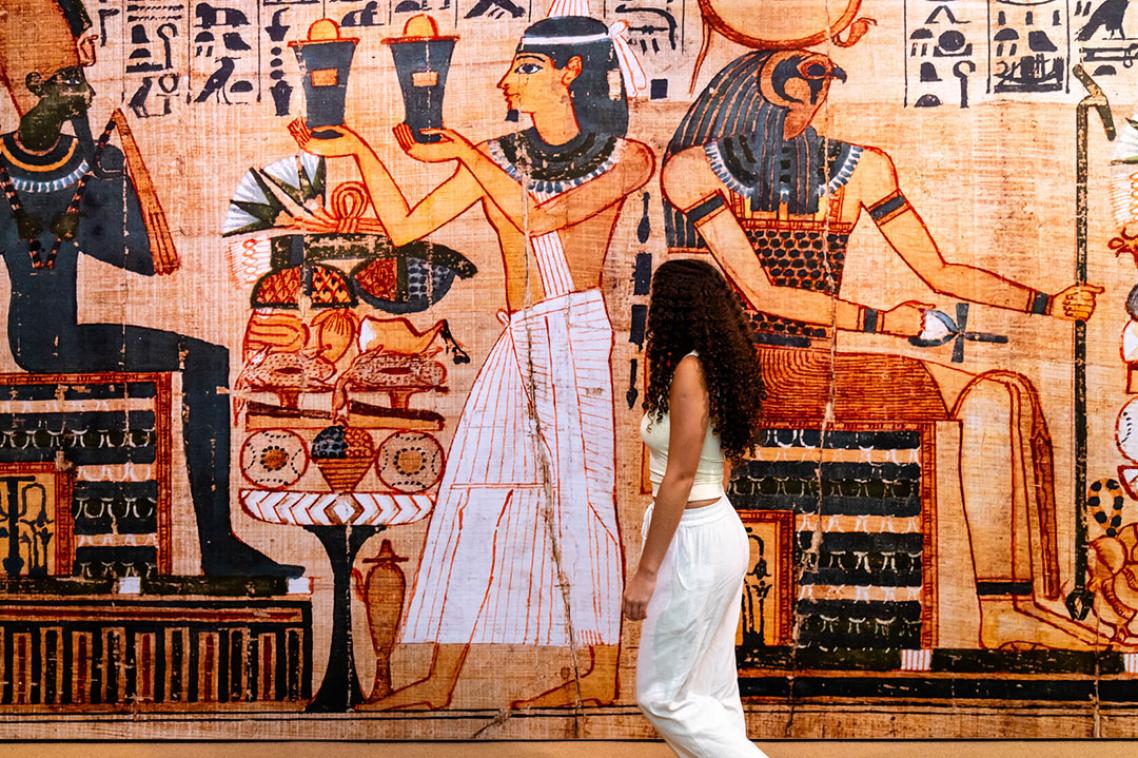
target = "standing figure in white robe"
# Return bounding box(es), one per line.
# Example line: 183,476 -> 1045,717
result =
291,12 -> 655,708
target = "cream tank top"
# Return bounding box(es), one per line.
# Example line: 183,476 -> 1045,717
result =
638,351 -> 726,501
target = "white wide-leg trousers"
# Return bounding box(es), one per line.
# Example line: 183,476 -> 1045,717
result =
635,496 -> 768,758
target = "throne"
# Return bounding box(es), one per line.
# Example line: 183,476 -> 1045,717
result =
728,347 -> 947,660
0,371 -> 312,709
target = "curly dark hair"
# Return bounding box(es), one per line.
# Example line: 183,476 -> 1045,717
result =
643,258 -> 765,461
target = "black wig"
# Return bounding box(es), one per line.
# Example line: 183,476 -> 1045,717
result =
516,15 -> 629,137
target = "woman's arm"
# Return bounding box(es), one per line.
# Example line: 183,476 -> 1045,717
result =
623,355 -> 709,621
397,126 -> 654,237
462,139 -> 654,236
290,120 -> 484,247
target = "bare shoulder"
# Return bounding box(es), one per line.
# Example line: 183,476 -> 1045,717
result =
669,355 -> 710,422
661,145 -> 721,204
663,144 -> 711,172
616,138 -> 656,189
851,145 -> 896,180
846,144 -> 899,203
671,354 -> 707,391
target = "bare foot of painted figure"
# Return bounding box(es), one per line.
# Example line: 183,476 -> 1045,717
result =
511,644 -> 619,709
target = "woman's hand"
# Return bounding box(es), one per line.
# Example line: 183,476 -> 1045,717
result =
622,569 -> 657,621
288,119 -> 365,158
394,123 -> 476,164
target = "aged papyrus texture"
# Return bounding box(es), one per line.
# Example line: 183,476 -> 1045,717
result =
1,0 -> 1137,740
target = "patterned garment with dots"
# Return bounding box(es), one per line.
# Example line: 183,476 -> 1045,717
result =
742,226 -> 852,344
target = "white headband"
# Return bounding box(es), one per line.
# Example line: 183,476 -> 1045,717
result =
522,4 -> 648,98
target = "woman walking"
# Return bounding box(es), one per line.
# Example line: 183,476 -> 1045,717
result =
626,258 -> 768,757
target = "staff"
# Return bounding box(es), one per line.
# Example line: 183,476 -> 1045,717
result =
1068,65 -> 1115,619
111,109 -> 179,274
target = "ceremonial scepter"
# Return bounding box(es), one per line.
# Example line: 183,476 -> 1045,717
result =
110,109 -> 179,274
1067,65 -> 1114,620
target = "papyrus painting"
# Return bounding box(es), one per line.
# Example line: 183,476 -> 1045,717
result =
1,0 -> 1137,739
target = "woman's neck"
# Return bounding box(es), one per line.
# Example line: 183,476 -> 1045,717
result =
530,99 -> 581,147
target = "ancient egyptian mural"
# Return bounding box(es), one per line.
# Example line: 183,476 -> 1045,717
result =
1,0 -> 1138,741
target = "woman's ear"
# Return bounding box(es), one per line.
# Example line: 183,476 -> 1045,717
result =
562,55 -> 583,87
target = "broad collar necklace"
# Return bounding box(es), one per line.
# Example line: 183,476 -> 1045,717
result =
0,118 -> 116,269
488,128 -> 621,195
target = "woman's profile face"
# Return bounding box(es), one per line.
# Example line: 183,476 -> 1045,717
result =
497,51 -> 580,117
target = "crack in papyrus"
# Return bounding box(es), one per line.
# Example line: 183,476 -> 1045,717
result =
783,2 -> 841,739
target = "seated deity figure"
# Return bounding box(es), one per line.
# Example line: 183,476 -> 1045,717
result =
662,49 -> 1107,650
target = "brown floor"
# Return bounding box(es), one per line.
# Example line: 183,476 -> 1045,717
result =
5,743 -> 1137,757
